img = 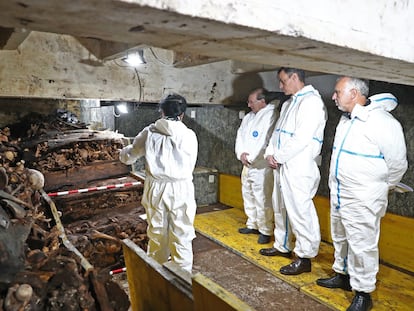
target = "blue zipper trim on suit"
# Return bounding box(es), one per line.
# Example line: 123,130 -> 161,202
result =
343,245 -> 348,273
276,90 -> 321,149
334,119 -> 355,209
275,129 -> 293,149
296,90 -> 314,99
334,119 -> 384,209
275,130 -> 323,148
283,212 -> 290,251
276,129 -> 294,136
372,96 -> 397,103
340,149 -> 384,159
313,137 -> 323,144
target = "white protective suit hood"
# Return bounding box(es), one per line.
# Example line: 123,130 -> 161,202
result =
150,118 -> 175,136
367,93 -> 398,112
119,117 -> 198,181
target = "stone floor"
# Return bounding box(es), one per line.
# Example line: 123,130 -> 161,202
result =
192,233 -> 332,311
112,232 -> 332,310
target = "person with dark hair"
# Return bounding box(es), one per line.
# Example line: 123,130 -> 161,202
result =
159,93 -> 187,120
119,93 -> 198,273
260,67 -> 327,275
316,77 -> 407,311
235,88 -> 278,244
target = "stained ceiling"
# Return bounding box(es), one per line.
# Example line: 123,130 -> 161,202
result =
0,0 -> 413,85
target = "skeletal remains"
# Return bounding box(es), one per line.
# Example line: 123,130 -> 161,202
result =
0,113 -> 147,311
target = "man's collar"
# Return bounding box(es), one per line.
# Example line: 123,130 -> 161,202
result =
350,103 -> 369,121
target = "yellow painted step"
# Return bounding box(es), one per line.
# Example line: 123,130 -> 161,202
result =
219,173 -> 414,273
194,208 -> 414,311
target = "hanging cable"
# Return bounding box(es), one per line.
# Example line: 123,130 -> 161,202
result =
134,68 -> 143,103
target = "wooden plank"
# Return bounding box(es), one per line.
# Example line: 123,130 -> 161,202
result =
122,239 -> 193,311
302,263 -> 414,311
219,173 -> 414,273
379,212 -> 414,273
195,207 -> 414,311
21,129 -> 125,149
313,195 -> 414,273
314,196 -> 332,243
44,160 -> 130,191
219,174 -> 243,210
192,273 -> 255,311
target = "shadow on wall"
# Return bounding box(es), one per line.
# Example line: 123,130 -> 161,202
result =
222,73 -> 265,105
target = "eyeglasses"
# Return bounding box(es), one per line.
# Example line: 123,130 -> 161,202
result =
246,99 -> 261,105
279,75 -> 292,85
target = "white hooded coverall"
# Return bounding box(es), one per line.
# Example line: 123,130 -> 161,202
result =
264,85 -> 327,258
119,118 -> 198,273
235,104 -> 276,235
329,93 -> 407,292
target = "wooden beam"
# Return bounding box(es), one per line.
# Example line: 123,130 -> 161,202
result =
0,27 -> 30,50
75,37 -> 142,60
173,51 -> 223,68
122,239 -> 193,311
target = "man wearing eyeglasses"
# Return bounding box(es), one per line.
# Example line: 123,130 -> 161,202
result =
260,67 -> 327,276
235,88 -> 279,244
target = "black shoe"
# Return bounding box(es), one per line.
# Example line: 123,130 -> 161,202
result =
346,292 -> 373,311
280,258 -> 311,275
238,227 -> 260,234
258,234 -> 271,244
317,273 -> 352,291
259,247 -> 292,258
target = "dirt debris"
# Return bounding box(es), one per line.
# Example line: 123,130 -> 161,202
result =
0,111 -> 146,311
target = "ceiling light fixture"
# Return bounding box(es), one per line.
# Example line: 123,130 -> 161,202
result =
116,103 -> 128,114
113,102 -> 129,117
122,50 -> 146,66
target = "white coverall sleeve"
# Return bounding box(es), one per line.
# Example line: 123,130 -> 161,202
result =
187,131 -> 199,169
235,117 -> 247,160
119,127 -> 149,165
264,130 -> 276,158
274,97 -> 325,164
372,116 -> 408,187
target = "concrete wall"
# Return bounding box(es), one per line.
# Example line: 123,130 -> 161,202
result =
113,75 -> 414,217
0,32 -> 259,104
138,0 -> 414,64
116,104 -> 244,175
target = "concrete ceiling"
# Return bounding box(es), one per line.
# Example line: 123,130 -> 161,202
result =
0,0 -> 413,85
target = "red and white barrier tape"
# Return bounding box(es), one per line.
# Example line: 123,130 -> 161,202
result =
47,181 -> 141,197
109,267 -> 126,275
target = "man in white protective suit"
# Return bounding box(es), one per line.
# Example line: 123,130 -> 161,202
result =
119,94 -> 198,273
316,77 -> 407,311
260,67 -> 327,276
235,88 -> 279,244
